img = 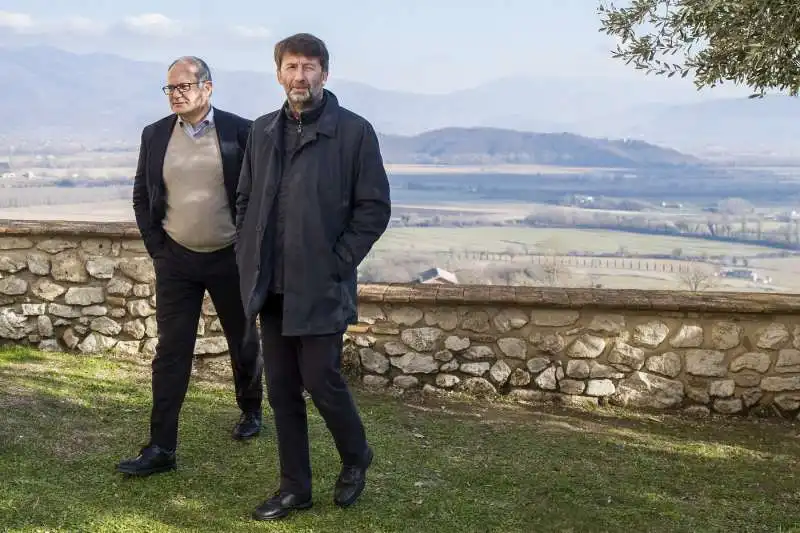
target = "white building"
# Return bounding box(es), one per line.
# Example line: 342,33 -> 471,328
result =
415,267 -> 459,284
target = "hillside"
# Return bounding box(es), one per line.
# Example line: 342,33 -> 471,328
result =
379,128 -> 699,167
1,45 -> 791,160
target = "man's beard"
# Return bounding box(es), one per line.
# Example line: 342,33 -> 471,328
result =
287,86 -> 317,108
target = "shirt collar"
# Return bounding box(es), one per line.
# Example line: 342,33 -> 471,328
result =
178,107 -> 214,138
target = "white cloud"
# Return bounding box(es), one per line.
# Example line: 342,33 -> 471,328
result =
61,16 -> 108,36
121,13 -> 181,38
0,11 -> 270,42
0,11 -> 109,36
229,25 -> 271,40
0,11 -> 36,33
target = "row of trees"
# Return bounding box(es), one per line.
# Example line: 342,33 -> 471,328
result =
391,208 -> 800,249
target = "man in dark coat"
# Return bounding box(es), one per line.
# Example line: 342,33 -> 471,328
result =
234,34 -> 391,520
116,56 -> 264,477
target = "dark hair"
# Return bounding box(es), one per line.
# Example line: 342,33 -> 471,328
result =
274,33 -> 329,71
168,56 -> 212,82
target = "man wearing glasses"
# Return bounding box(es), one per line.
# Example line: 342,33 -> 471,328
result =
116,56 -> 264,476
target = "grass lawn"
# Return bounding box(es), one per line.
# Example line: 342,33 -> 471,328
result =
1,348 -> 800,532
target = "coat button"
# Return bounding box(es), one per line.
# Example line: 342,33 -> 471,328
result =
256,224 -> 262,232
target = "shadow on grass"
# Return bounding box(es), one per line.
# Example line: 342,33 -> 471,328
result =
1,349 -> 800,532
412,391 -> 800,463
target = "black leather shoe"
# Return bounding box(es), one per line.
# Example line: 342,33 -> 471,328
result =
115,444 -> 176,476
233,410 -> 262,440
252,490 -> 313,521
333,446 -> 373,508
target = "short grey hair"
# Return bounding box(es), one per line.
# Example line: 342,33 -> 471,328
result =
168,56 -> 212,83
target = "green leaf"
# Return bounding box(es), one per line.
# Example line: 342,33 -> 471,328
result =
596,0 -> 800,94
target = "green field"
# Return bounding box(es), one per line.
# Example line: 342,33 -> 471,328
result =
2,348 -> 800,532
374,227 -> 778,256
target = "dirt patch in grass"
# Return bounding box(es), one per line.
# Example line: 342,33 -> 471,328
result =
0,385 -> 39,409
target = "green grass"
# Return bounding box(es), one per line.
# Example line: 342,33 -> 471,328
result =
1,347 -> 800,532
374,227 -> 778,256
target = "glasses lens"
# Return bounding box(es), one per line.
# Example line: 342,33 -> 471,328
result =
163,83 -> 199,95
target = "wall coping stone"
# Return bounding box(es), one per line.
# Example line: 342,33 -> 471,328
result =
358,283 -> 800,314
2,219 -> 798,315
0,219 -> 141,239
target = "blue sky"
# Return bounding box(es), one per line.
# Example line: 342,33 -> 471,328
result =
0,0 -> 748,98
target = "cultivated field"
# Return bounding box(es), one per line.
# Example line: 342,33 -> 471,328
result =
372,226 -> 778,256
0,200 -> 535,223
0,186 -> 131,210
9,153 -> 612,177
1,202 -> 778,258
383,163 -> 612,175
1,201 -> 796,292
743,257 -> 800,291
366,227 -> 797,292
361,250 -> 797,292
0,199 -> 133,221
1,155 -> 799,293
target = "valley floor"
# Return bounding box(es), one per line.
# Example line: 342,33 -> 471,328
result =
2,201 -> 797,292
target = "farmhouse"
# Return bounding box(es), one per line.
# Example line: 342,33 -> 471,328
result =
415,267 -> 458,284
717,268 -> 772,284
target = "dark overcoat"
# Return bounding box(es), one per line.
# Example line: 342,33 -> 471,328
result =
235,90 -> 391,336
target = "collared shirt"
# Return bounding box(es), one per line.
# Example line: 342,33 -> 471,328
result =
178,107 -> 215,139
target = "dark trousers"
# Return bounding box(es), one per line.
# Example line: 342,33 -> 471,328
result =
149,235 -> 263,451
259,293 -> 368,495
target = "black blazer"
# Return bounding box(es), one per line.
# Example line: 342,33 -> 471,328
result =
132,107 -> 252,258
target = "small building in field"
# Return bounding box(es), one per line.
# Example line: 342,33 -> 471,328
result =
0,160 -> 11,178
415,267 -> 458,285
716,268 -> 772,284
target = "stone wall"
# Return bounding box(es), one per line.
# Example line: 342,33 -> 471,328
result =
2,220 -> 800,419
348,281 -> 800,420
0,221 -> 226,358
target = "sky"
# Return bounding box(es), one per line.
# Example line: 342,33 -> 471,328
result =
0,0 -> 749,98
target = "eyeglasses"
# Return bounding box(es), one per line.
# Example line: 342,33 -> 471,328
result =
161,82 -> 203,95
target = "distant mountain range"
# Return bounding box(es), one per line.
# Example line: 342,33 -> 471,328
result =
573,95 -> 800,159
1,45 -> 798,161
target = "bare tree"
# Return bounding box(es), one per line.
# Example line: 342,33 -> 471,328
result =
585,272 -> 602,289
678,262 -> 717,292
533,253 -> 573,287
540,257 -> 564,286
717,197 -> 754,215
535,239 -> 571,287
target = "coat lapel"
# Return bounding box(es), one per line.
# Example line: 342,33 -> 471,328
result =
148,115 -> 177,195
261,110 -> 284,195
213,108 -> 238,189
251,111 -> 284,228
